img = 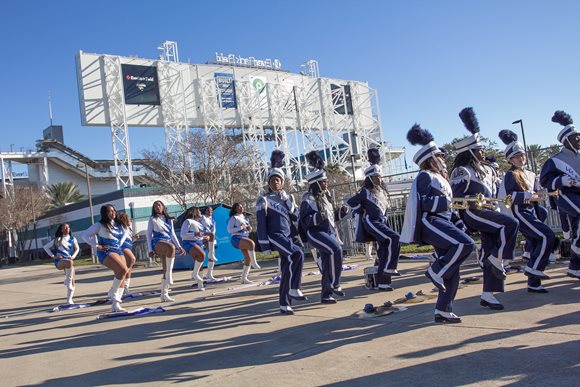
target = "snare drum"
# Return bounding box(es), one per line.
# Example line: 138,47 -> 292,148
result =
364,266 -> 379,289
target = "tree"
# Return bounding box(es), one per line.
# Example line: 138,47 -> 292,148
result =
0,186 -> 50,258
46,182 -> 84,208
142,130 -> 262,210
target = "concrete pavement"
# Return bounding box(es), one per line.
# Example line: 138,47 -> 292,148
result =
0,255 -> 578,386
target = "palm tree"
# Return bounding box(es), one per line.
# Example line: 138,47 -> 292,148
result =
46,182 -> 84,208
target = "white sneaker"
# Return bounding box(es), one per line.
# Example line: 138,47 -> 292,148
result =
548,253 -> 556,263
521,251 -> 531,260
241,277 -> 254,284
288,289 -> 307,300
280,305 -> 294,315
567,268 -> 580,279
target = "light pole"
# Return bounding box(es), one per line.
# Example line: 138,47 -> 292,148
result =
78,163 -> 96,263
512,119 -> 530,169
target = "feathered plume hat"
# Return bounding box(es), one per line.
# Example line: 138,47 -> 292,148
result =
364,148 -> 382,178
552,110 -> 577,144
305,150 -> 327,184
498,129 -> 525,159
406,124 -> 443,166
453,107 -> 484,153
268,149 -> 286,181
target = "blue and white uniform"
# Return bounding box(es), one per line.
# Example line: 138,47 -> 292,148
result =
146,215 -> 182,254
201,215 -> 216,235
227,214 -> 251,249
501,168 -> 555,286
451,163 -> 519,292
540,147 -> 580,271
181,218 -> 206,252
347,186 -> 400,285
119,225 -> 134,251
256,191 -> 304,308
408,170 -> 475,312
43,235 -> 80,268
300,191 -> 346,299
82,222 -> 125,264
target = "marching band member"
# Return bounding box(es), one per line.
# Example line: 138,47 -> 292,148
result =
227,203 -> 260,284
43,223 -> 80,305
300,151 -> 349,304
256,150 -> 306,315
146,200 -> 185,302
402,125 -> 475,323
181,206 -> 209,291
347,148 -> 401,291
116,212 -> 136,296
82,204 -> 129,312
540,110 -> 580,279
450,107 -> 519,310
499,129 -> 555,292
201,206 -> 219,280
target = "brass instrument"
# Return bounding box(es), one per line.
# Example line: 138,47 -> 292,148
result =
450,194 -> 512,210
525,191 -> 560,204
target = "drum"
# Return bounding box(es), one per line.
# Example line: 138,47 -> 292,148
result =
364,266 -> 379,289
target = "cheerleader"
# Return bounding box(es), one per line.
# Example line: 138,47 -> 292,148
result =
499,130 -> 555,292
450,108 -> 519,310
116,212 -> 136,296
402,125 -> 475,323
43,223 -> 80,305
256,150 -> 306,315
540,110 -> 580,279
181,206 -> 209,291
146,200 -> 185,302
227,203 -> 260,284
201,206 -> 219,280
82,205 -> 129,312
299,151 -> 349,304
347,148 -> 401,291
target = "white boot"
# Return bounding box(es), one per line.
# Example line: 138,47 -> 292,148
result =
66,286 -> 75,305
160,279 -> 175,302
365,243 -> 373,260
242,265 -> 253,284
108,277 -> 121,300
165,258 -> 175,285
111,287 -> 126,312
249,250 -> 261,269
204,261 -> 216,280
123,277 -> 131,297
64,268 -> 74,291
208,241 -> 218,262
311,248 -> 318,262
193,260 -> 205,291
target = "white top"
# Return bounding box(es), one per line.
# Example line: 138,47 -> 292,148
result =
43,234 -> 80,259
201,214 -> 216,234
146,215 -> 181,253
81,222 -> 123,250
227,214 -> 250,237
180,218 -> 205,242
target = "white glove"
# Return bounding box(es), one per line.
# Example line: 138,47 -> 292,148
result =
280,191 -> 289,201
562,176 -> 573,187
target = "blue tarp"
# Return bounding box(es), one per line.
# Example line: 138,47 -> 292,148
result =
173,204 -> 244,269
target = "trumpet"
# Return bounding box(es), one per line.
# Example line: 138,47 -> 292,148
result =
525,191 -> 560,204
450,194 -> 512,210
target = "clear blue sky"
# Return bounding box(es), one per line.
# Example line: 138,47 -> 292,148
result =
2,0 -> 579,164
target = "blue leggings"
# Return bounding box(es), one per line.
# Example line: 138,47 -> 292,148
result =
462,208 -> 519,293
269,233 -> 304,307
421,215 -> 475,312
363,215 -> 400,286
307,229 -> 343,298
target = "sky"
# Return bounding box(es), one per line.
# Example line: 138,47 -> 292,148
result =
2,0 -> 580,168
